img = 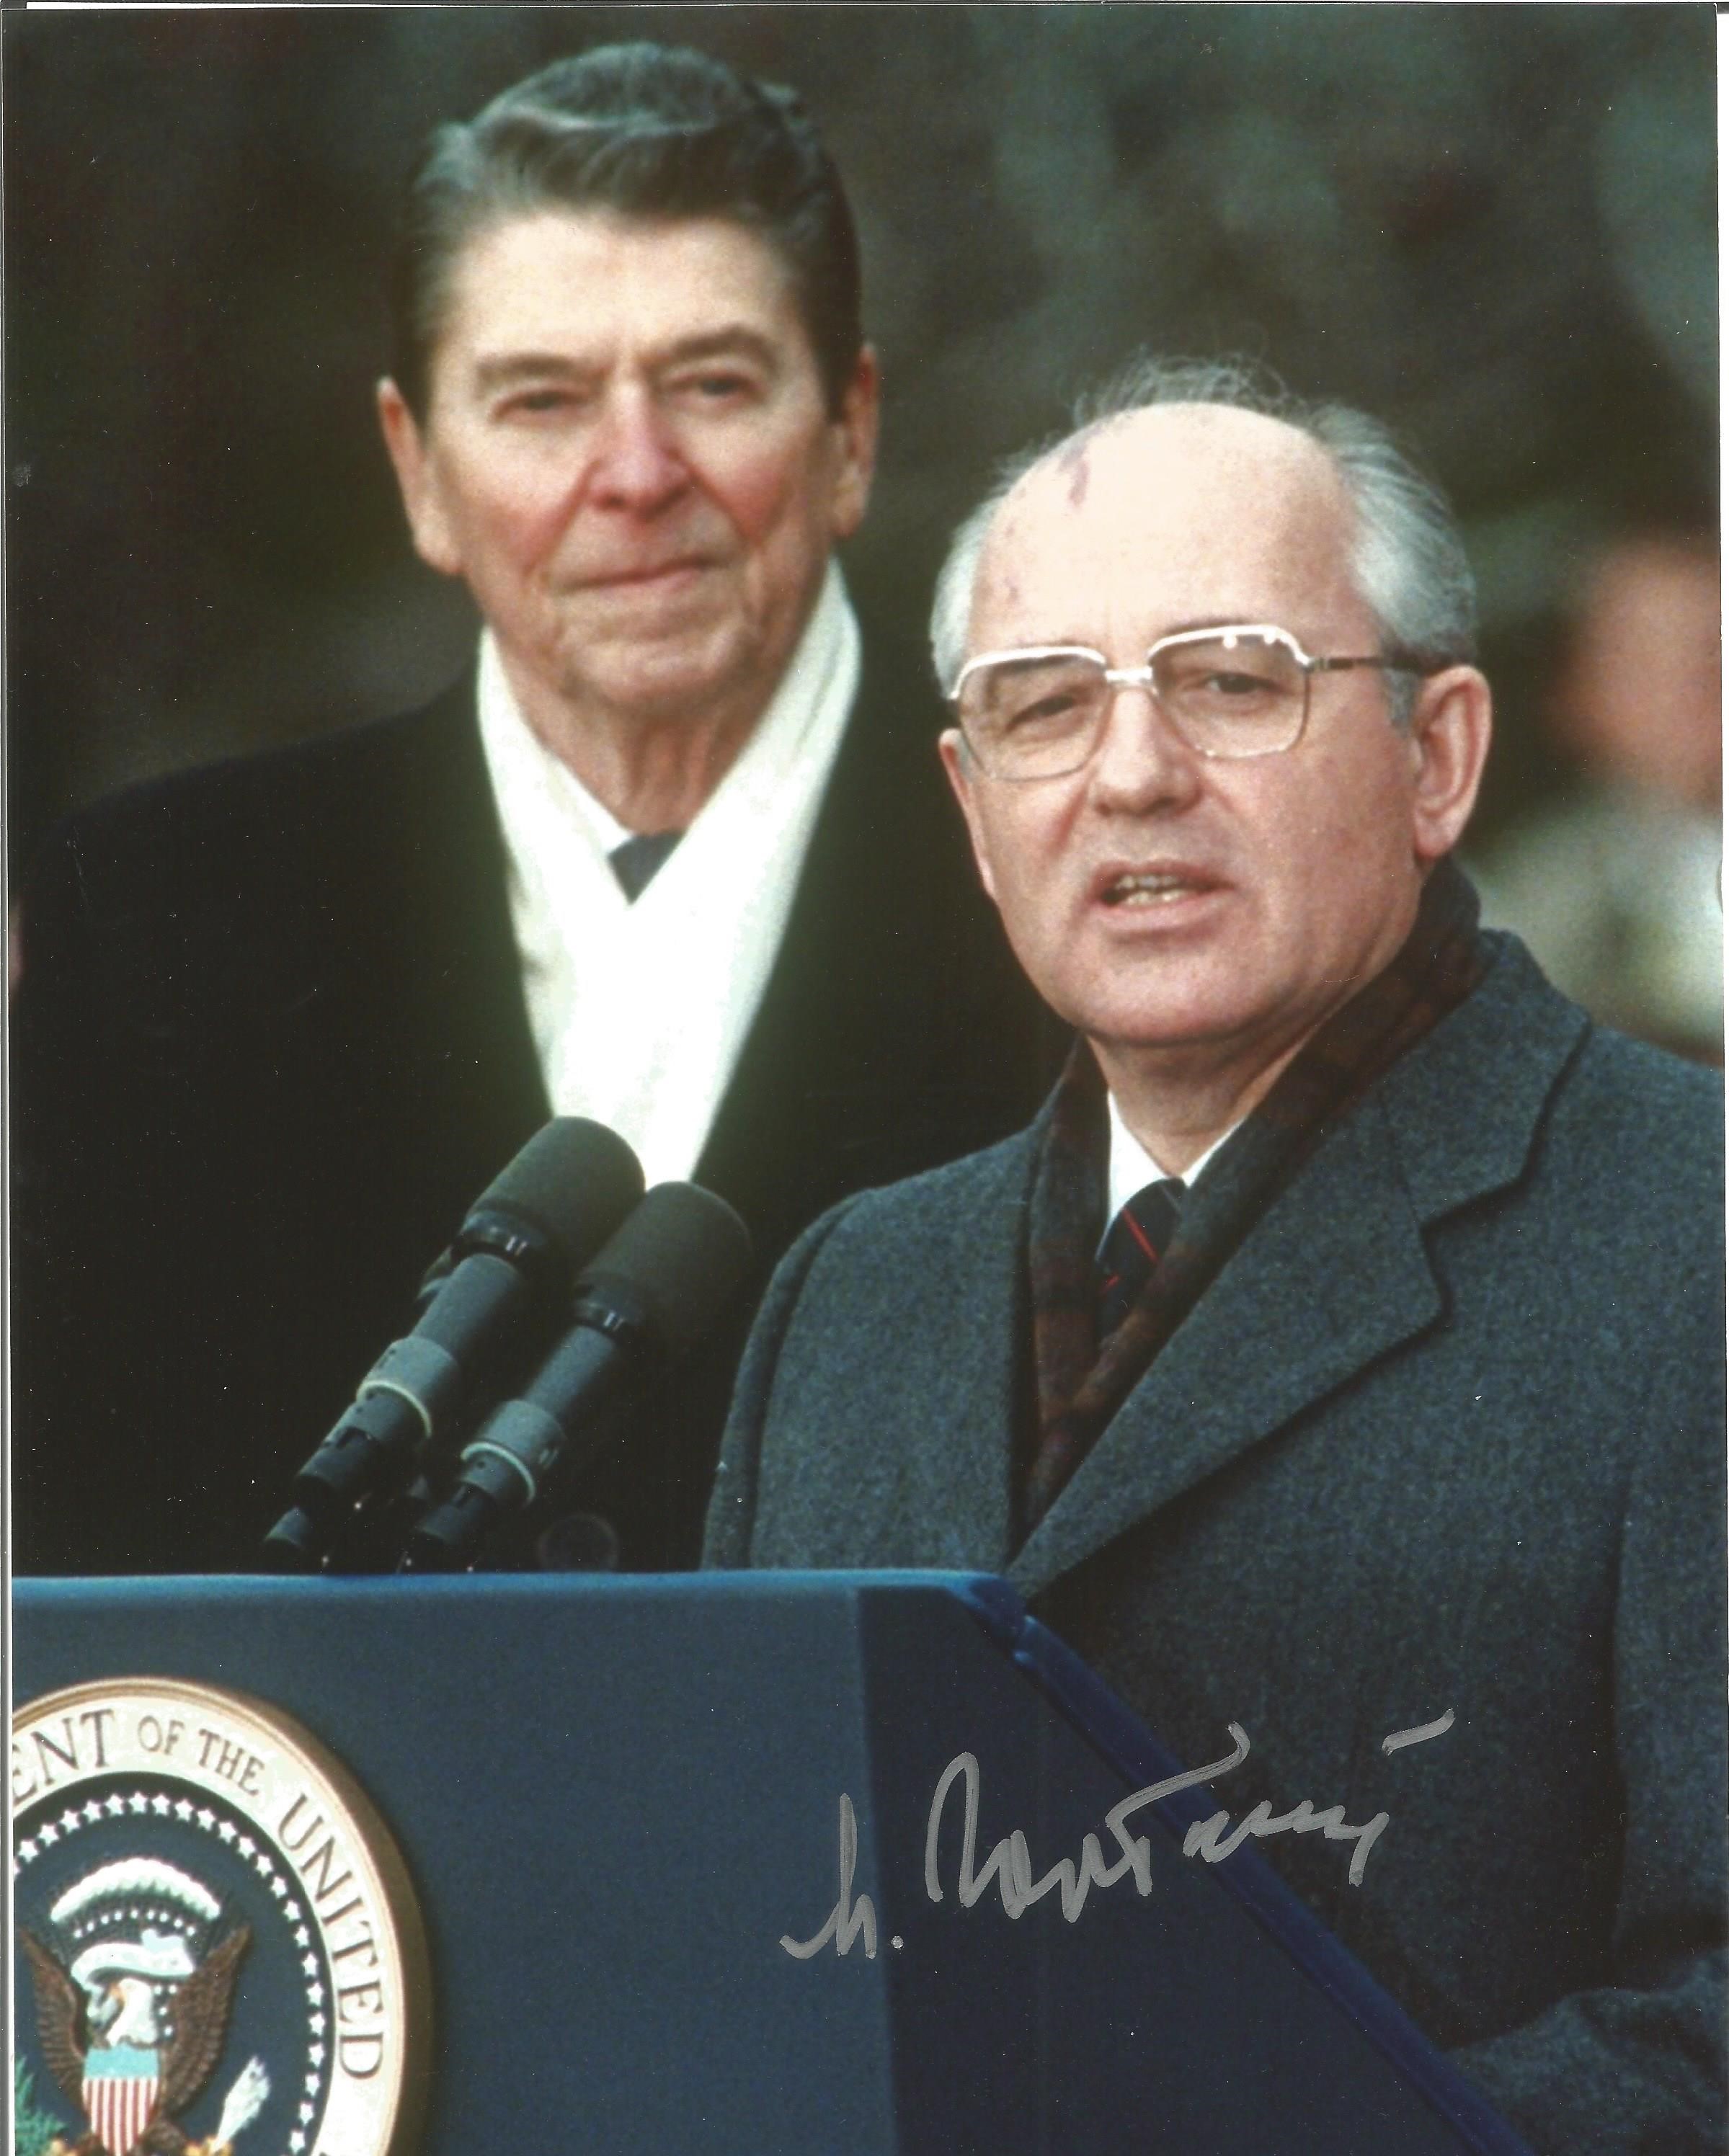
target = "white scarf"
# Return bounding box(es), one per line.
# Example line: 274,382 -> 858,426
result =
477,563 -> 860,1186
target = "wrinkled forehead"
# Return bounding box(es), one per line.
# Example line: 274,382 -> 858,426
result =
972,404 -> 1362,651
435,205 -> 806,352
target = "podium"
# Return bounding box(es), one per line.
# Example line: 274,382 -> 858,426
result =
13,1573 -> 1531,2155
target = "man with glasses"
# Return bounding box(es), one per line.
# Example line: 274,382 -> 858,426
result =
708,361 -> 1724,2152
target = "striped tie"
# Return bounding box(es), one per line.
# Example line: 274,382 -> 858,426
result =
1097,1177 -> 1185,1337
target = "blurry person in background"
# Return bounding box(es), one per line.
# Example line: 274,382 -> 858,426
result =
1475,528 -> 1722,1062
9,42 -> 1052,1578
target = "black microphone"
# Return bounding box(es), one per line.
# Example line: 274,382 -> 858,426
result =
262,1118 -> 644,1569
402,1182 -> 752,1571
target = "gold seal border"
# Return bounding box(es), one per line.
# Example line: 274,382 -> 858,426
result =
13,1675 -> 432,2156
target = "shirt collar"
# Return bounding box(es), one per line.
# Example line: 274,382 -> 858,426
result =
1105,1087 -> 1238,1220
474,561 -> 853,861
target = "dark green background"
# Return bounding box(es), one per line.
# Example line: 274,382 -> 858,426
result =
7,4 -> 1716,878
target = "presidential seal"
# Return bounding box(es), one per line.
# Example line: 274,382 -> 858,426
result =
12,1680 -> 429,2156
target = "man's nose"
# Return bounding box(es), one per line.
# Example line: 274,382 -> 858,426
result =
587,388 -> 690,513
1088,680 -> 1205,812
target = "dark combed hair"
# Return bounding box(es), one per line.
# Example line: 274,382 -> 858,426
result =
389,42 -> 863,419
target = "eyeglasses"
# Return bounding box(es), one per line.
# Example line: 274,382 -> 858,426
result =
948,624 -> 1428,782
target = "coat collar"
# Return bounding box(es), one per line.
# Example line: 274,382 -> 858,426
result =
1007,937 -> 1588,1600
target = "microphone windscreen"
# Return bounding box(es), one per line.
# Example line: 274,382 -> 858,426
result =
474,1118 -> 645,1267
578,1182 -> 753,1361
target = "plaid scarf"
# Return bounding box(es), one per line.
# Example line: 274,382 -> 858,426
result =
1021,858 -> 1492,1534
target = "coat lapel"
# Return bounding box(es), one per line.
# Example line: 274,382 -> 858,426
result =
1008,940 -> 1588,1601
266,676 -> 550,1272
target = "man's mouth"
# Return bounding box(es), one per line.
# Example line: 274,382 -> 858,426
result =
1099,869 -> 1217,907
582,558 -> 708,589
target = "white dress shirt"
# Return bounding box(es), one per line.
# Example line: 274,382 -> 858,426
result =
476,563 -> 861,1187
1105,1088 -> 1237,1226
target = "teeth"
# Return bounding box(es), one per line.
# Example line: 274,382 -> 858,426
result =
1106,873 -> 1194,906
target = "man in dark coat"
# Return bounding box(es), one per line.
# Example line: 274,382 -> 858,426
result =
9,45 -> 1052,1577
706,361 -> 1725,2155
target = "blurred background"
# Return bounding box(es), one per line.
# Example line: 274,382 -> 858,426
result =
7,4 -> 1719,1046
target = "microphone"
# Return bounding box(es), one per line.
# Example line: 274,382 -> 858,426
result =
402,1182 -> 752,1572
262,1118 -> 644,1569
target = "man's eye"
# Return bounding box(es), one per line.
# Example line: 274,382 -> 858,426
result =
1005,688 -> 1090,730
678,370 -> 760,404
499,388 -> 579,419
1167,665 -> 1286,703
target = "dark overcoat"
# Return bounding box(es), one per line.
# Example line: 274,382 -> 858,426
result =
12,643 -> 1057,1574
706,939 -> 1727,2156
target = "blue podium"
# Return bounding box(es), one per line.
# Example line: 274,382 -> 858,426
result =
12,1574 -> 1529,2155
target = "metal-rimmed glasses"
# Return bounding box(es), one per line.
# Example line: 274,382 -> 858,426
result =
948,624 -> 1429,782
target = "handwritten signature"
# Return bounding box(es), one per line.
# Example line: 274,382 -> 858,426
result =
781,1710 -> 1453,1959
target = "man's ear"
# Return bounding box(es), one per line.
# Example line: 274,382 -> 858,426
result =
376,378 -> 462,577
827,346 -> 881,542
938,729 -> 999,904
1407,665 -> 1493,864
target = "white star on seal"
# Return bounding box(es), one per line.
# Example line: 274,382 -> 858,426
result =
301,1953 -> 319,1977
174,1799 -> 194,1820
128,1794 -> 149,1814
106,1796 -> 128,1816
151,1795 -> 172,1815
39,1825 -> 59,1845
82,1801 -> 103,1822
197,1809 -> 215,1830
17,1839 -> 37,1863
217,1820 -> 236,1841
59,1809 -> 81,1831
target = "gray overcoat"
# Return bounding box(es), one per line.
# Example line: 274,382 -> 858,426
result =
706,937 -> 1726,2156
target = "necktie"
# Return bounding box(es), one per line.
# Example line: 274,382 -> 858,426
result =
609,830 -> 683,902
1096,1177 -> 1185,1337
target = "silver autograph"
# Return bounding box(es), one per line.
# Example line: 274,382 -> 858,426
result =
781,1710 -> 1454,1958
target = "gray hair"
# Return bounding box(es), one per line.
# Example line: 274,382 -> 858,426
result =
929,356 -> 1477,726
